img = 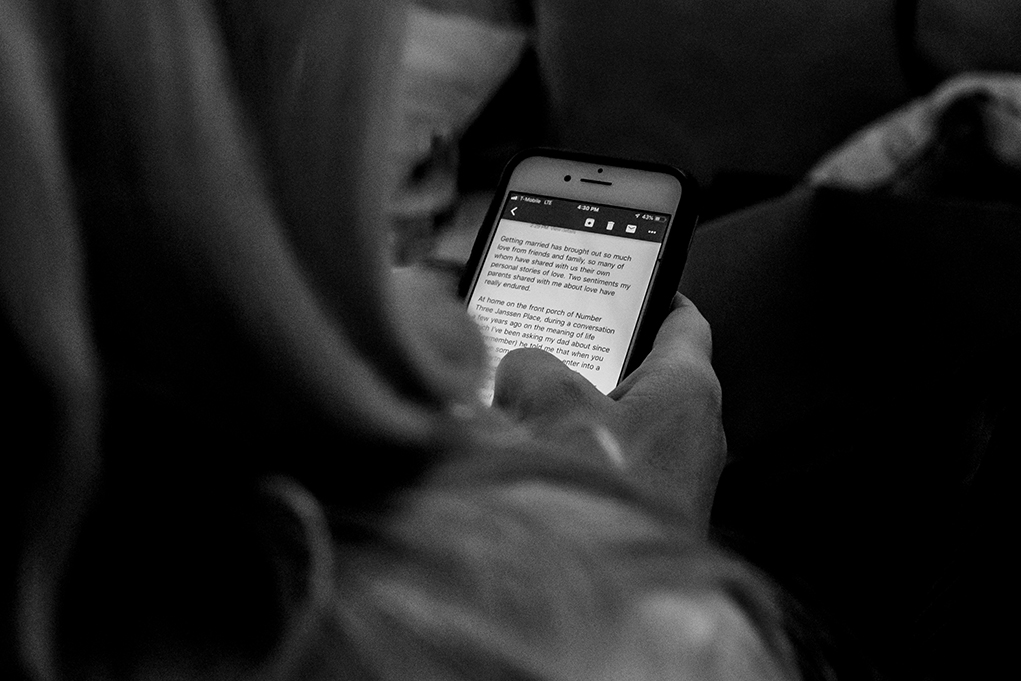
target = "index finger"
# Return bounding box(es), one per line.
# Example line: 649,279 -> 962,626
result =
644,293 -> 713,367
609,293 -> 717,403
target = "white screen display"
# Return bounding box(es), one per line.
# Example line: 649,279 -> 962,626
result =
467,193 -> 670,403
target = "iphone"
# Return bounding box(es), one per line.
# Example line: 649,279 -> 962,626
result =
460,149 -> 698,402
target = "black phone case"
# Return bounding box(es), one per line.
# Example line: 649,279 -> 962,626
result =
459,147 -> 700,387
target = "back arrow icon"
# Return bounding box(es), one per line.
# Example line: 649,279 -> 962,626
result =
511,207 -> 518,216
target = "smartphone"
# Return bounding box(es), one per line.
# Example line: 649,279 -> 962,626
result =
460,149 -> 698,403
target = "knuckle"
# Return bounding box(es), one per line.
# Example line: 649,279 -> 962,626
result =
663,353 -> 723,407
688,309 -> 714,354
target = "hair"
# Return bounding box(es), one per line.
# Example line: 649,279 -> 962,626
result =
1,1 -> 800,680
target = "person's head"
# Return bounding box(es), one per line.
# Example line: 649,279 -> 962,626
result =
5,0 -> 474,675
3,2 -> 801,680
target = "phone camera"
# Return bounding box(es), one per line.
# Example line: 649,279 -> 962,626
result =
564,175 -> 572,182
597,168 -> 603,173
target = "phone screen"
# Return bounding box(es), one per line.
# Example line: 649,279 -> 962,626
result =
466,191 -> 672,403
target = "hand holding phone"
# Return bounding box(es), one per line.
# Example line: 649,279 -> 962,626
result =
493,293 -> 726,533
460,149 -> 699,403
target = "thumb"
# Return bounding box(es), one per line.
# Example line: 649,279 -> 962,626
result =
493,347 -> 610,433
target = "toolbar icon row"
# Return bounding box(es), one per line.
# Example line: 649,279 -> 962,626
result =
584,217 -> 639,234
